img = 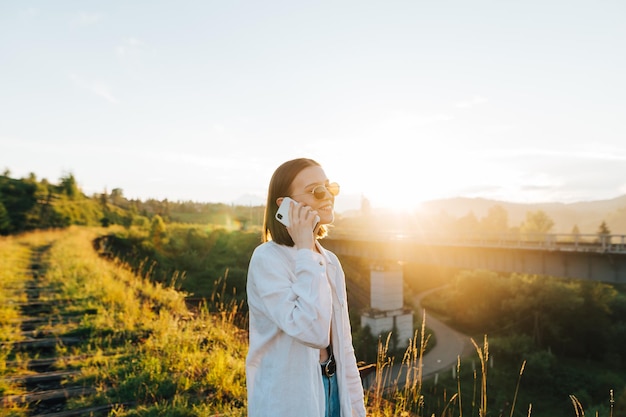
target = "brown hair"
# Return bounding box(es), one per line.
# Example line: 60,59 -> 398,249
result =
262,158 -> 329,245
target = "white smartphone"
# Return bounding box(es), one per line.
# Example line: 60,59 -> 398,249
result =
275,197 -> 295,227
275,197 -> 320,228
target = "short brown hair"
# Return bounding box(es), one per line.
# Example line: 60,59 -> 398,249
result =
263,158 -> 329,245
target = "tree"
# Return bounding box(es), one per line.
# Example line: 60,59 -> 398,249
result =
520,210 -> 554,240
59,173 -> 80,199
110,188 -> 125,207
597,220 -> 610,236
481,205 -> 509,235
0,200 -> 11,234
0,176 -> 38,233
443,269 -> 514,333
596,220 -> 611,248
456,211 -> 480,236
150,215 -> 167,248
505,275 -> 583,350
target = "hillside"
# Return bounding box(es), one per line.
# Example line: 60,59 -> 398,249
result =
0,172 -> 266,236
417,195 -> 626,234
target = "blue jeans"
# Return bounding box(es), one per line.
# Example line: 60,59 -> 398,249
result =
322,372 -> 340,417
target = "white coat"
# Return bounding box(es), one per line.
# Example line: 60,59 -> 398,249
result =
246,240 -> 366,417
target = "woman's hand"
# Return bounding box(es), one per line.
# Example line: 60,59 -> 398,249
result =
287,200 -> 319,250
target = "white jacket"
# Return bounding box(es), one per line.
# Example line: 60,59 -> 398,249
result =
246,240 -> 366,417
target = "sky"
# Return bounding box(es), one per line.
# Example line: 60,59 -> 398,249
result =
1,1 -> 625,213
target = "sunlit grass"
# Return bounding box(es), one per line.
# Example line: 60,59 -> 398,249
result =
0,231 -> 60,415
2,227 -> 622,416
36,227 -> 247,413
0,235 -> 31,342
43,227 -> 189,329
1,227 -> 248,416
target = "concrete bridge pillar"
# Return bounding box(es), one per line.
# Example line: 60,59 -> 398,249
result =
361,262 -> 413,349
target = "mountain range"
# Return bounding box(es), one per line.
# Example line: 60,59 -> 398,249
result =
417,194 -> 626,235
233,191 -> 626,235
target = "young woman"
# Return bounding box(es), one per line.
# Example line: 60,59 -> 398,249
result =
246,158 -> 366,417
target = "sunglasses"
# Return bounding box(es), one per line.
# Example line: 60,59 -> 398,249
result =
292,182 -> 340,200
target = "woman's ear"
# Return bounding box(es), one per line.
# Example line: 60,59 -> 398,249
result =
276,197 -> 284,207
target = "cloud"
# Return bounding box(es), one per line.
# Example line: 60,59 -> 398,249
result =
116,37 -> 146,58
72,12 -> 103,26
375,111 -> 454,135
69,74 -> 119,104
20,7 -> 40,17
481,124 -> 515,135
455,95 -> 488,109
469,147 -> 626,163
501,149 -> 626,201
434,145 -> 626,203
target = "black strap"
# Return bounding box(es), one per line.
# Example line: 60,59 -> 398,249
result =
321,344 -> 336,377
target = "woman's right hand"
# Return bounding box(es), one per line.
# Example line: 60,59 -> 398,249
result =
287,200 -> 319,250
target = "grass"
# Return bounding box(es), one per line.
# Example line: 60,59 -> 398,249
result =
364,335 -> 616,417
1,231 -> 59,415
1,226 -> 623,416
1,227 -> 248,416
0,234 -> 36,341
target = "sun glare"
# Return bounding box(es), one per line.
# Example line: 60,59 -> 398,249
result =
322,137 -> 522,213
334,153 -> 466,212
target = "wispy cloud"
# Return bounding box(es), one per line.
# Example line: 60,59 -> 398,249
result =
376,111 -> 454,134
469,147 -> 626,162
116,37 -> 146,58
72,12 -> 103,26
20,7 -> 40,17
455,95 -> 488,108
463,147 -> 626,202
69,74 -> 119,104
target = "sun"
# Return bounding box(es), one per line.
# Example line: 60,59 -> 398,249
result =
321,139 -> 506,213
331,157 -> 458,213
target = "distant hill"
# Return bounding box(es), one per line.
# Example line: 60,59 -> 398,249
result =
231,193 -> 265,206
418,195 -> 626,234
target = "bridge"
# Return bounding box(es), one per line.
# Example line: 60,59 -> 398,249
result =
324,232 -> 626,283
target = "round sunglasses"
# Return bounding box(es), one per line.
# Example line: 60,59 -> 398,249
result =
291,182 -> 340,200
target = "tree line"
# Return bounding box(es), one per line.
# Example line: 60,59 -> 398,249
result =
0,170 -> 265,235
339,198 -> 616,245
2,170 -> 617,241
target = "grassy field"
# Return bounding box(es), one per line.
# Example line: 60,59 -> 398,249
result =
1,227 -> 247,416
1,226 -> 623,416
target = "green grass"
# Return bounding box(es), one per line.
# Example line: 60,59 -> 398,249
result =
2,227 -> 624,416
1,227 -> 248,416
0,232 -> 58,414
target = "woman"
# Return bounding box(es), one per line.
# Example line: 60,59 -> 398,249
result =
246,158 -> 366,417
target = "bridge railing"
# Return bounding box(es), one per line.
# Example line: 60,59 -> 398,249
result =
327,231 -> 626,254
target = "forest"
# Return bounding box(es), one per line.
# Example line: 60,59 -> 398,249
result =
0,171 -> 266,236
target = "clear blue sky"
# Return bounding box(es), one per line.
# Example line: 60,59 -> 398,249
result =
1,1 -> 625,212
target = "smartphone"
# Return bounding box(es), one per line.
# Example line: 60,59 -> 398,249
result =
275,197 -> 320,228
275,197 -> 294,227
